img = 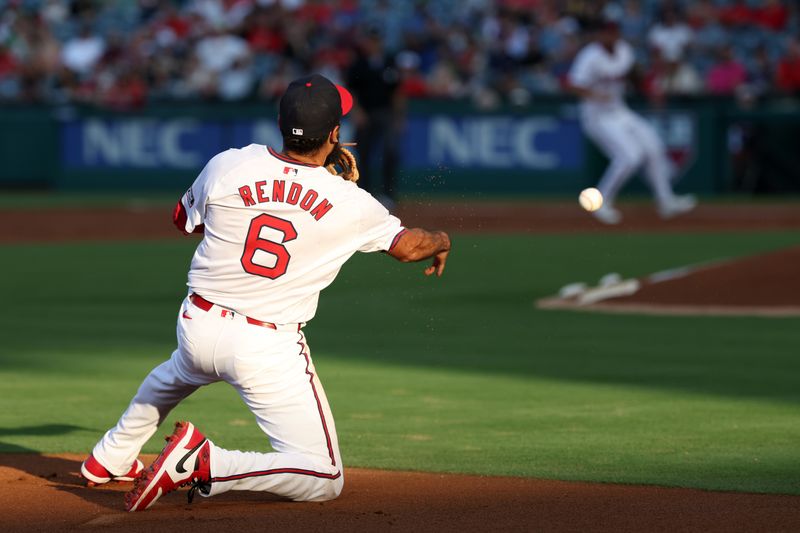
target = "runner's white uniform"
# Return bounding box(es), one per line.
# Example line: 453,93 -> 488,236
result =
568,40 -> 689,218
90,144 -> 406,501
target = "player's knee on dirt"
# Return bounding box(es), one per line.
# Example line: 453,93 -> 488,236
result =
326,475 -> 344,500
299,473 -> 343,502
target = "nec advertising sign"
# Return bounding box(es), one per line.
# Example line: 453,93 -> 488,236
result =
404,116 -> 583,170
61,118 -> 222,169
61,114 -> 584,173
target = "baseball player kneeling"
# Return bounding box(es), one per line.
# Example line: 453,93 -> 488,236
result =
80,74 -> 451,511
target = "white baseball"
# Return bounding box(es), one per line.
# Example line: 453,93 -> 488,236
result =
579,187 -> 603,212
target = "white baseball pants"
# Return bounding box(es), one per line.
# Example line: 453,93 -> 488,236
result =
582,107 -> 676,206
90,295 -> 343,502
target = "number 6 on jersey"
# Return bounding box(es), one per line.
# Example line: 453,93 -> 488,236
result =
240,213 -> 298,279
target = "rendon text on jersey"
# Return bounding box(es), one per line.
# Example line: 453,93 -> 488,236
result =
237,179 -> 334,221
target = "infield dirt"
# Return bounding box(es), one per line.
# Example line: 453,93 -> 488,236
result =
3,201 -> 800,242
2,453 -> 800,533
539,245 -> 800,316
605,245 -> 800,313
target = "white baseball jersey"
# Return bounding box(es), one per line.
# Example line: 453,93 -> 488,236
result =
567,40 -> 635,117
174,144 -> 405,324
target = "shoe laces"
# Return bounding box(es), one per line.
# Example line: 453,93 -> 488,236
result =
187,478 -> 211,504
186,445 -> 211,504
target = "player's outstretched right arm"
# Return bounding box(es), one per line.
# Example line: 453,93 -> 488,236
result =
388,228 -> 451,277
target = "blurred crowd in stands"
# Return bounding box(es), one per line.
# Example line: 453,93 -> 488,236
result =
0,0 -> 799,109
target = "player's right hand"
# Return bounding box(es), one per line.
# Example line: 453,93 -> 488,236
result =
424,249 -> 449,277
388,228 -> 450,276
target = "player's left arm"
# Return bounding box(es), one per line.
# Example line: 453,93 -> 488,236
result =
172,156 -> 219,235
172,199 -> 204,235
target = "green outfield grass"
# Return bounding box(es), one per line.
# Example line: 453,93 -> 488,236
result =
1,231 -> 799,495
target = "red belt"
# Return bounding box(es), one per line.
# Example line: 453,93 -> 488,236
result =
190,293 -> 278,330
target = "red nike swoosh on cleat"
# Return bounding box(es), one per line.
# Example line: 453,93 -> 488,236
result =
182,312 -> 192,319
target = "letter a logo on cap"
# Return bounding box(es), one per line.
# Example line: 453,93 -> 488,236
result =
292,128 -> 304,136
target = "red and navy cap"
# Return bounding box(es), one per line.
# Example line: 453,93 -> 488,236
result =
279,74 -> 353,140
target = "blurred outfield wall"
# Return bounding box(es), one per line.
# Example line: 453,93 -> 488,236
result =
1,97 -> 799,194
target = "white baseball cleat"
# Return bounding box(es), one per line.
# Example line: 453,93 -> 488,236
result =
658,195 -> 697,219
591,204 -> 623,225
